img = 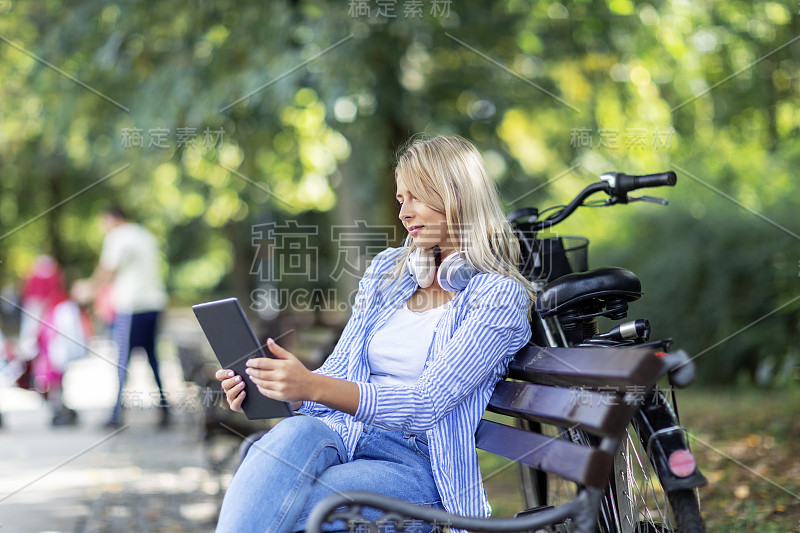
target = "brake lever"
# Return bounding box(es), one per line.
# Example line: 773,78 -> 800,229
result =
604,195 -> 627,206
629,195 -> 669,206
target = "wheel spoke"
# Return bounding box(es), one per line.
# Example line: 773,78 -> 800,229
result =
518,420 -> 704,533
623,427 -> 675,531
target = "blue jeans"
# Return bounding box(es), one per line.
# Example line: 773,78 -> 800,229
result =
216,416 -> 443,533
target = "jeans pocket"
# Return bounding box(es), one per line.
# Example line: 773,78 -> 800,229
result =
354,425 -> 379,456
412,435 -> 430,461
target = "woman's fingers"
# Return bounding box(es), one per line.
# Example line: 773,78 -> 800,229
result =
216,368 -> 245,412
228,387 -> 245,412
242,340 -> 312,403
225,378 -> 244,398
265,338 -> 294,359
215,368 -> 234,381
245,365 -> 280,380
221,374 -> 243,392
225,378 -> 246,412
250,371 -> 275,391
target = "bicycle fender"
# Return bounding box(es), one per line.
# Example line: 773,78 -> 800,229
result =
634,395 -> 708,491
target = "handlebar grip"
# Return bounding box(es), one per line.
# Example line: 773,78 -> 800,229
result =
605,171 -> 677,194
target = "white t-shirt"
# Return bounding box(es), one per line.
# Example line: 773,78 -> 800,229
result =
367,300 -> 450,387
100,223 -> 167,314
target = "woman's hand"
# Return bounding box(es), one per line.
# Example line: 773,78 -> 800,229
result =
245,339 -> 310,409
214,368 -> 246,412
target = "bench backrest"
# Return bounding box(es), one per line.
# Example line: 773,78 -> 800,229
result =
475,345 -> 665,489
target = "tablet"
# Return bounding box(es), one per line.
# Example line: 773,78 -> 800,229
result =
192,297 -> 294,420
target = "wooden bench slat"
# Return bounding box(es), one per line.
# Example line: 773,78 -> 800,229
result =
475,419 -> 614,489
508,346 -> 664,389
487,381 -> 637,438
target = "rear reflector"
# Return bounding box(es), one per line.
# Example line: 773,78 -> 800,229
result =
668,450 -> 696,477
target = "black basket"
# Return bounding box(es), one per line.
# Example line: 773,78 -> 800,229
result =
521,236 -> 589,283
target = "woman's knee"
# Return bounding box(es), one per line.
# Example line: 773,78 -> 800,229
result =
268,415 -> 333,439
251,416 -> 341,457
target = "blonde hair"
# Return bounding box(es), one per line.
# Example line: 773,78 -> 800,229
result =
390,135 -> 536,315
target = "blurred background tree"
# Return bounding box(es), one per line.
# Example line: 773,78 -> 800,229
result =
0,0 -> 797,385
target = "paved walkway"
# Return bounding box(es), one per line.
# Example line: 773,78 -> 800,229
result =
0,308 -> 337,533
0,336 -> 249,533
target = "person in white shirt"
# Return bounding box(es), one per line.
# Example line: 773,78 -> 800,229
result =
88,206 -> 170,428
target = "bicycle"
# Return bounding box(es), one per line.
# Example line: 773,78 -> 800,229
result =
507,171 -> 707,532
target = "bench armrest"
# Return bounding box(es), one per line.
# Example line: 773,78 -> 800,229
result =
307,489 -> 602,533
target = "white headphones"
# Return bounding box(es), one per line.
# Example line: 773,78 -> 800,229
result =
406,247 -> 478,292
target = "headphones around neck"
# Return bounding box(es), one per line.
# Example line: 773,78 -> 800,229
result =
406,247 -> 478,292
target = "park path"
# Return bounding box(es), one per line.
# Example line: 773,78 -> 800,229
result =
0,315 -> 236,533
0,307 -> 336,533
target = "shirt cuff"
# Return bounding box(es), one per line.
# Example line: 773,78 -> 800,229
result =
354,382 -> 379,424
296,400 -> 323,416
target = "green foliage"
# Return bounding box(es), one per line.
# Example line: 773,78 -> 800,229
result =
0,1 -> 798,384
595,200 -> 799,385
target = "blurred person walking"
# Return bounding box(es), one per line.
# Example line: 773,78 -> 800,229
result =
86,206 -> 171,428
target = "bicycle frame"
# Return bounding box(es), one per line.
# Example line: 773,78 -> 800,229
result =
530,303 -> 706,488
510,171 -> 706,531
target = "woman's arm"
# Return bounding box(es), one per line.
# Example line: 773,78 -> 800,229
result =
214,326 -> 362,415
214,343 -> 360,414
237,247 -> 404,415
244,338 -> 360,415
296,248 -> 405,416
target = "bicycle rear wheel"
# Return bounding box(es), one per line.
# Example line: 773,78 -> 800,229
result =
612,424 -> 705,532
517,423 -> 705,533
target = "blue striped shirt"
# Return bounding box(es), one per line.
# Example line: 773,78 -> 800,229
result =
298,247 -> 531,522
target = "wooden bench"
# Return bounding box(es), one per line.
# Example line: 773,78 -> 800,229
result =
307,344 -> 677,533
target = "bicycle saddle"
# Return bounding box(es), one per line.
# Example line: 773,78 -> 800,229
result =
536,267 -> 642,318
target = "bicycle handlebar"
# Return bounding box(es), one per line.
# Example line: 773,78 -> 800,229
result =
508,170 -> 677,232
602,171 -> 677,194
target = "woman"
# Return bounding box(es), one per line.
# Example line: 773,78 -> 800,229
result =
215,135 -> 534,533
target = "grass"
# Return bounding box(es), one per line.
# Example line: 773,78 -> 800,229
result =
479,385 -> 800,532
